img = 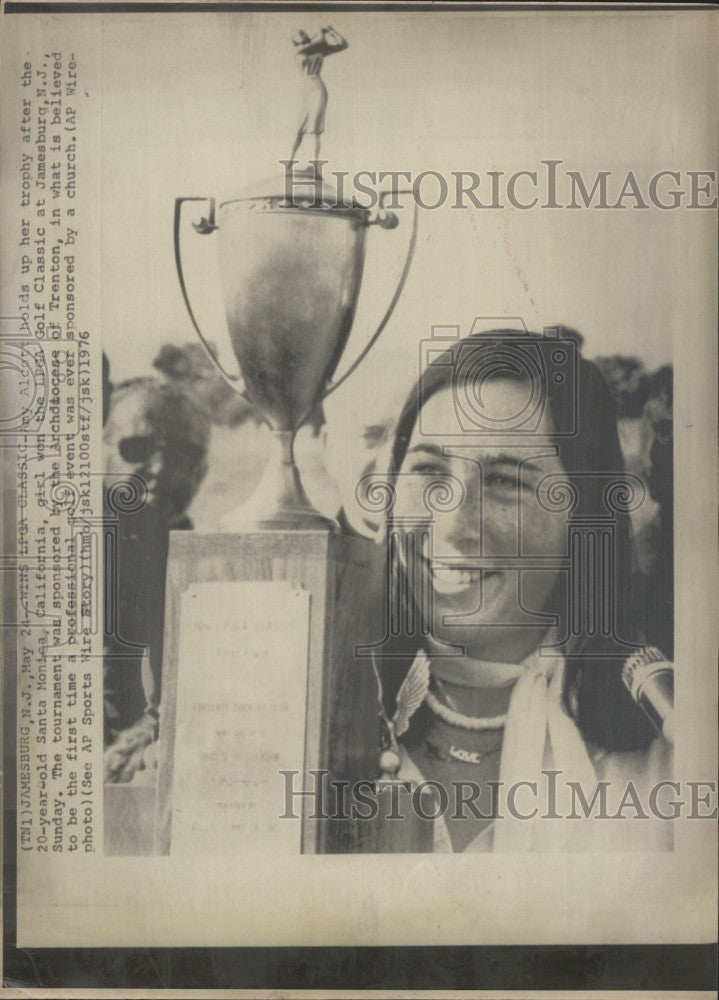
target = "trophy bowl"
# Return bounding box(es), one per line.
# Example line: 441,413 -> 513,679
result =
175,172 -> 417,530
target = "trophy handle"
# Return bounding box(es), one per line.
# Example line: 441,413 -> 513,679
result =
323,191 -> 419,397
173,196 -> 248,398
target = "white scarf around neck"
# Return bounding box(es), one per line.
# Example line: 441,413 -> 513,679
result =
493,646 -> 598,850
426,644 -> 599,851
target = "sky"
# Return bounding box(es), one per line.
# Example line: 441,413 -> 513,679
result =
44,11 -> 717,407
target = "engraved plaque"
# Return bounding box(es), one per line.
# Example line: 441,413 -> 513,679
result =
170,581 -> 310,855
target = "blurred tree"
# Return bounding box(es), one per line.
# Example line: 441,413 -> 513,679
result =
152,342 -> 257,427
555,324 -> 585,348
593,354 -> 649,417
594,355 -> 674,656
643,365 -> 673,658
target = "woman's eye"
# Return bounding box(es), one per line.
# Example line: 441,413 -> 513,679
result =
485,472 -> 515,489
484,471 -> 534,495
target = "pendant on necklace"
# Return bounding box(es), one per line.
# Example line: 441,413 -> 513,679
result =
449,745 -> 485,764
424,741 -> 501,765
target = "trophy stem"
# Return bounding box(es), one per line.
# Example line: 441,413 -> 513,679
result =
219,429 -> 337,532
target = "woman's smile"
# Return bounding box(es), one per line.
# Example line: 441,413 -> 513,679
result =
430,564 -> 484,594
418,542 -> 502,596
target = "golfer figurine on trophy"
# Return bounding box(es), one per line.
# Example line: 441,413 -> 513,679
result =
290,26 -> 348,167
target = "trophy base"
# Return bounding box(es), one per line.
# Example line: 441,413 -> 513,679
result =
155,530 -> 386,855
219,428 -> 338,532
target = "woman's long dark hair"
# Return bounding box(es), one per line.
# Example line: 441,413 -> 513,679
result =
379,330 -> 656,753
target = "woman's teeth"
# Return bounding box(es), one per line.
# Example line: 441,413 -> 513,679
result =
430,564 -> 488,594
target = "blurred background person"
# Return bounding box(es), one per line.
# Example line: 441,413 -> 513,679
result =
293,399 -> 397,539
293,350 -> 415,537
103,377 -> 210,782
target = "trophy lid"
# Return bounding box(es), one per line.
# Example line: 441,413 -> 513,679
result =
219,171 -> 366,218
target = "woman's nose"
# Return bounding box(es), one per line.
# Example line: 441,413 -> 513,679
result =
432,473 -> 520,557
432,475 -> 483,556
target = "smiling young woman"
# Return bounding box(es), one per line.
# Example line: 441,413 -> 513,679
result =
370,330 -> 673,853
